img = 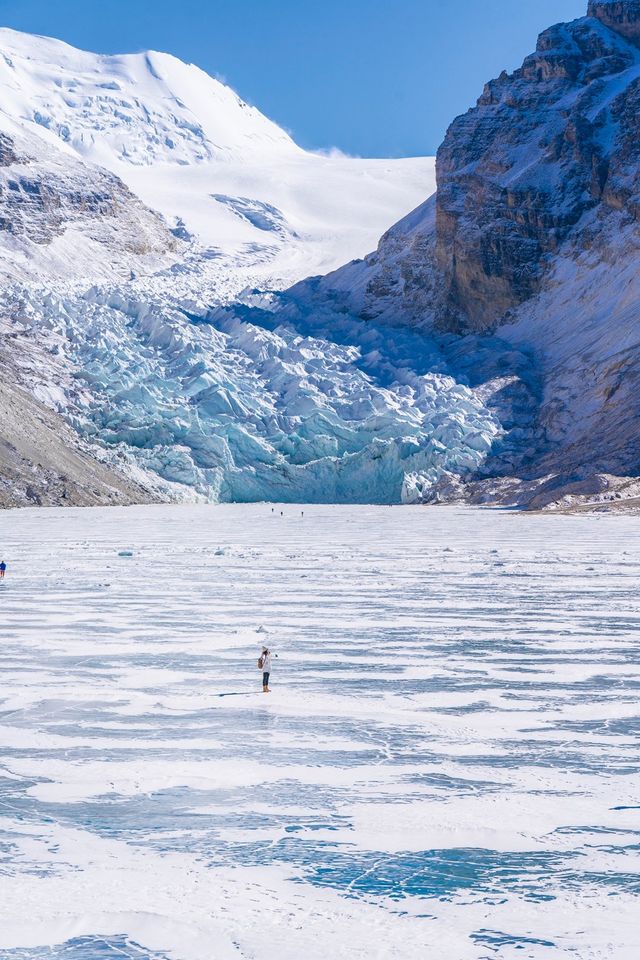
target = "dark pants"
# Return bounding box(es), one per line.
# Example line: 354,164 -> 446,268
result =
263,672 -> 270,687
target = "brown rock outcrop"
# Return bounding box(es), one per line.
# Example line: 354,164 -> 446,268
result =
434,13 -> 638,332
589,1 -> 640,44
306,0 -> 640,498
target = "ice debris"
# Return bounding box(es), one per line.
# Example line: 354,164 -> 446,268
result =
8,283 -> 505,504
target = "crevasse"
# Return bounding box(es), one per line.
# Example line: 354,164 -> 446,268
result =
16,284 -> 504,504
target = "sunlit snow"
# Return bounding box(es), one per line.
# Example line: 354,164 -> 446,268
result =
0,27 -> 435,285
0,28 -> 493,507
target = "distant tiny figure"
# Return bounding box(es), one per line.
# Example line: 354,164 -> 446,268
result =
258,646 -> 274,693
0,561 -> 6,579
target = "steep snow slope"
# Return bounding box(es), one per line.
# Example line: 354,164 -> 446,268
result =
0,28 -> 435,286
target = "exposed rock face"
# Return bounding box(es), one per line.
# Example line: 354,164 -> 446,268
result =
435,10 -> 640,332
0,133 -> 19,166
321,2 -> 640,336
589,1 -> 640,44
304,0 -> 640,500
0,128 -> 178,279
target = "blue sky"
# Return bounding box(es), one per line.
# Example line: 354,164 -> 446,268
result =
0,0 -> 587,156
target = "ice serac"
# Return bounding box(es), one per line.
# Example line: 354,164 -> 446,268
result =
3,284 -> 503,505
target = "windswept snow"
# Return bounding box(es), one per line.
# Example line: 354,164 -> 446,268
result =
0,504 -> 639,958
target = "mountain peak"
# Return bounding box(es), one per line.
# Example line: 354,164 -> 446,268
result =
588,0 -> 640,43
0,27 -> 299,169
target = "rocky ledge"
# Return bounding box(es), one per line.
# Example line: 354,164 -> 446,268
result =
589,0 -> 640,44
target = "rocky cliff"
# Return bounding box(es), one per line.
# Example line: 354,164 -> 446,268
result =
589,0 -> 640,43
325,2 -> 640,334
305,0 -> 640,506
436,5 -> 640,334
0,126 -> 178,281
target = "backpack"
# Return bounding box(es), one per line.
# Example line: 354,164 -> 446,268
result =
258,656 -> 265,670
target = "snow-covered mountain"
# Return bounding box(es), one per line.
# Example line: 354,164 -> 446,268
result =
0,28 -> 434,288
0,28 -> 464,507
5,4 -> 637,510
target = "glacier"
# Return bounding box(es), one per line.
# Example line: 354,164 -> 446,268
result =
0,26 -> 511,507
0,28 -> 512,506
7,282 -> 504,504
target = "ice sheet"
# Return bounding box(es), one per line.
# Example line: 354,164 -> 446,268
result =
0,504 -> 639,959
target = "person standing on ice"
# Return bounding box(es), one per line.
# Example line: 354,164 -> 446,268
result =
0,561 -> 6,579
258,647 -> 274,693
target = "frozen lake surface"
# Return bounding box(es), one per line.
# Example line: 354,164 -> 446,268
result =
0,504 -> 639,959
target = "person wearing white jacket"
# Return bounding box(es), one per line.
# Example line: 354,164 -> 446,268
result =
259,647 -> 274,693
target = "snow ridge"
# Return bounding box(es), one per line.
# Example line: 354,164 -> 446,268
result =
0,27 -> 297,167
0,27 -> 435,283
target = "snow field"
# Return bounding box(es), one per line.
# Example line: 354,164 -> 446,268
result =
0,27 -> 435,284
